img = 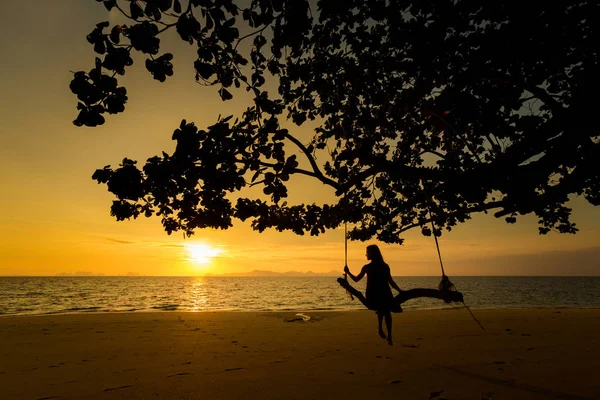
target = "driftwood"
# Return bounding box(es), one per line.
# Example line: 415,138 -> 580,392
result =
337,277 -> 464,313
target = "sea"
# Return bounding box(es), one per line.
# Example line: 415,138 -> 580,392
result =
1,276 -> 599,316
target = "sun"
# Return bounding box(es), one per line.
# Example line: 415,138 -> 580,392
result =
185,243 -> 223,266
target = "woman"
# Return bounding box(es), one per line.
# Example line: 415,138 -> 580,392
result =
344,244 -> 401,345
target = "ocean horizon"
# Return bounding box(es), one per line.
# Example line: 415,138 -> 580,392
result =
2,276 -> 600,316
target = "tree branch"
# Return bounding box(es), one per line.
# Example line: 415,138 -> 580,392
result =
349,161 -> 444,190
233,19 -> 277,51
489,76 -> 567,116
234,158 -> 339,189
393,200 -> 507,235
418,150 -> 446,159
282,131 -> 334,185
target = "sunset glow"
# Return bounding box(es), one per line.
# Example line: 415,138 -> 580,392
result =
0,1 -> 599,278
185,244 -> 223,266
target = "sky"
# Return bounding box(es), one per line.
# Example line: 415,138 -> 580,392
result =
1,1 -> 599,277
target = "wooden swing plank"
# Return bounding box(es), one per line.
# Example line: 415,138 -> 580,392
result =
337,278 -> 464,313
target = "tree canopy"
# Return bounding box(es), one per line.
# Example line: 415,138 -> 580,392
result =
71,0 -> 600,243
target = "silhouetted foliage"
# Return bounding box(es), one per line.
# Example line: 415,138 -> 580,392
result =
73,0 -> 599,243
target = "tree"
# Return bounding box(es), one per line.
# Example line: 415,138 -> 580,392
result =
71,0 -> 599,244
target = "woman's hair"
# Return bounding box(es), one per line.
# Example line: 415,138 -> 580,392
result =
366,244 -> 384,263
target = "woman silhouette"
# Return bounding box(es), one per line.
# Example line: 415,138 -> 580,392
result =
344,245 -> 401,345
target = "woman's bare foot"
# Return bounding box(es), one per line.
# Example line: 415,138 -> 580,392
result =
378,329 -> 387,339
387,336 -> 393,346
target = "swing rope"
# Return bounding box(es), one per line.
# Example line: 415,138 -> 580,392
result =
428,211 -> 485,331
343,221 -> 354,300
430,217 -> 446,277
345,221 -> 348,268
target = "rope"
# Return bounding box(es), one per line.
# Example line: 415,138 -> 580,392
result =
343,221 -> 353,300
345,222 -> 348,267
428,210 -> 485,331
429,215 -> 446,277
462,301 -> 486,331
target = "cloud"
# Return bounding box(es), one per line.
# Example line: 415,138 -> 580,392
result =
158,243 -> 185,248
105,237 -> 135,244
456,246 -> 600,276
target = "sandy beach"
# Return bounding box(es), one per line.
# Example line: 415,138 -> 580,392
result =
1,309 -> 599,400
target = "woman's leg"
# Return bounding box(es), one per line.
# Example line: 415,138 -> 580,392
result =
336,278 -> 371,309
384,311 -> 393,345
377,313 -> 386,338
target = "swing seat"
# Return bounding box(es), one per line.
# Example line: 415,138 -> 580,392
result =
338,277 -> 403,313
337,277 -> 464,311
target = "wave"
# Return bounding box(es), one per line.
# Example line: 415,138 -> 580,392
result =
150,304 -> 180,310
64,306 -> 103,312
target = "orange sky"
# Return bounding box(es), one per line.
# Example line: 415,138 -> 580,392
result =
1,1 -> 599,277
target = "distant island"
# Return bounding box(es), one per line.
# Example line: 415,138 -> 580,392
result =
50,270 -> 343,277
204,270 -> 342,277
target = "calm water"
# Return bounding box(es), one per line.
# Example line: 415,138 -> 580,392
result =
1,276 -> 599,316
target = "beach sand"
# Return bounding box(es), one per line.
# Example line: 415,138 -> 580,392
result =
1,309 -> 599,399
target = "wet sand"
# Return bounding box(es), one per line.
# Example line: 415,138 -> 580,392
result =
1,309 -> 599,399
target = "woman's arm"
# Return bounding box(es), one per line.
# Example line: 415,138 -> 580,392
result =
387,268 -> 401,292
344,265 -> 367,282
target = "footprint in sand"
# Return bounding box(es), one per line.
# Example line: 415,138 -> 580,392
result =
167,372 -> 190,378
103,385 -> 133,392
